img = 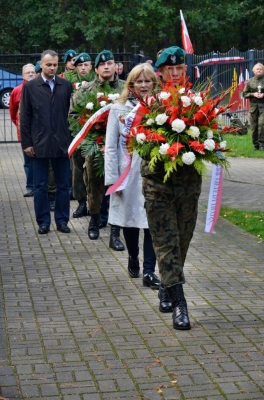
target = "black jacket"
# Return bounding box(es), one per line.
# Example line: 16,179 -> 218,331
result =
20,74 -> 73,158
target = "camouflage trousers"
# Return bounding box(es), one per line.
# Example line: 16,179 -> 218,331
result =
142,167 -> 202,287
84,156 -> 104,215
71,149 -> 87,201
250,103 -> 264,147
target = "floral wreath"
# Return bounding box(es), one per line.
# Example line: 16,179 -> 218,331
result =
68,83 -> 120,176
125,77 -> 240,182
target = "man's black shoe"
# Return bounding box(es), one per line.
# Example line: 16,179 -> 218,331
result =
57,224 -> 71,233
128,257 -> 140,278
109,225 -> 125,251
166,284 -> 191,330
38,225 -> 50,234
88,214 -> 100,240
158,286 -> 172,313
73,201 -> 88,218
49,200 -> 55,212
24,190 -> 34,197
253,146 -> 259,151
260,146 -> 264,151
99,221 -> 107,228
143,273 -> 161,289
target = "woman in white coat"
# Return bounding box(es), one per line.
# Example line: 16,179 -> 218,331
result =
104,64 -> 164,291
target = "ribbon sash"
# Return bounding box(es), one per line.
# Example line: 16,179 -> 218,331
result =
68,103 -> 112,157
205,164 -> 223,233
106,103 -> 144,195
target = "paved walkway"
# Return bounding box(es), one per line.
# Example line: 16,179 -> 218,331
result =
1,143 -> 264,400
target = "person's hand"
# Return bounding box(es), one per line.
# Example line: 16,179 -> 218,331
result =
253,92 -> 264,98
24,147 -> 35,157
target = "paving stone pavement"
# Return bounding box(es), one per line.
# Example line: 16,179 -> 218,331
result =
1,143 -> 264,400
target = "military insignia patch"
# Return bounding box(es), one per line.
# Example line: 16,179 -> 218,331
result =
80,56 -> 84,61
171,55 -> 176,64
102,55 -> 105,61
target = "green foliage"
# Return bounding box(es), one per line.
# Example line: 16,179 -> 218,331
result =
224,132 -> 264,158
220,207 -> 264,241
2,0 -> 263,56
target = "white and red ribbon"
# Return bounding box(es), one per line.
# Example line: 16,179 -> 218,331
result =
68,103 -> 112,157
205,164 -> 223,233
106,102 -> 143,195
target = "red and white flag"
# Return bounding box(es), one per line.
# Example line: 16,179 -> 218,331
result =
180,10 -> 194,54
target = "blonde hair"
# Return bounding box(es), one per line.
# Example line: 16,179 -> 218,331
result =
118,63 -> 158,104
253,63 -> 264,73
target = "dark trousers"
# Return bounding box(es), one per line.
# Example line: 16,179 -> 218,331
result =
22,148 -> 34,191
32,157 -> 70,227
122,227 -> 156,274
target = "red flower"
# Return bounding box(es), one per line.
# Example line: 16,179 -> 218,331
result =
189,140 -> 205,154
166,142 -> 185,157
78,116 -> 87,126
145,132 -> 166,143
96,136 -> 104,144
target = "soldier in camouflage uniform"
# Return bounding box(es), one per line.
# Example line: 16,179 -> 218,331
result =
243,63 -> 264,150
68,53 -> 95,218
141,46 -> 202,330
69,50 -> 125,251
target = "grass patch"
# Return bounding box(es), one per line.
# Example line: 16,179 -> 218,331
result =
220,207 -> 264,241
224,132 -> 264,158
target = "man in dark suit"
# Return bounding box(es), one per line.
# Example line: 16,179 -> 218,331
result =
20,49 -> 73,234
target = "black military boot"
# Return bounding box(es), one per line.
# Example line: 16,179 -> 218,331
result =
128,257 -> 140,278
73,198 -> 88,218
88,213 -> 100,240
158,285 -> 172,313
166,284 -> 191,330
109,225 -> 125,251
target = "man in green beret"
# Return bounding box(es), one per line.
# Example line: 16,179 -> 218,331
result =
156,46 -> 187,84
141,46 -> 201,330
69,49 -> 125,251
74,52 -> 93,77
60,49 -> 77,78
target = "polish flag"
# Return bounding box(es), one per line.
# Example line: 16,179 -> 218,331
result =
180,10 -> 194,54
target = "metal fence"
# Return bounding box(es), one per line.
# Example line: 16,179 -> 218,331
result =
1,48 -> 262,142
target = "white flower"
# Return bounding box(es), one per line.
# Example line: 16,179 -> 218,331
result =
207,130 -> 213,139
179,88 -> 185,94
193,95 -> 203,106
204,139 -> 215,151
155,113 -> 168,125
219,140 -> 227,149
108,93 -> 120,101
187,126 -> 200,138
181,96 -> 191,107
159,143 -> 170,154
159,91 -> 171,100
136,133 -> 146,144
171,118 -> 186,133
146,118 -> 154,125
96,92 -> 104,98
100,101 -> 107,107
86,102 -> 94,110
182,152 -> 196,165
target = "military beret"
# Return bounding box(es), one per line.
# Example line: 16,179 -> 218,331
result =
35,61 -> 41,73
155,46 -> 185,68
73,52 -> 91,65
95,50 -> 114,68
63,49 -> 77,64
